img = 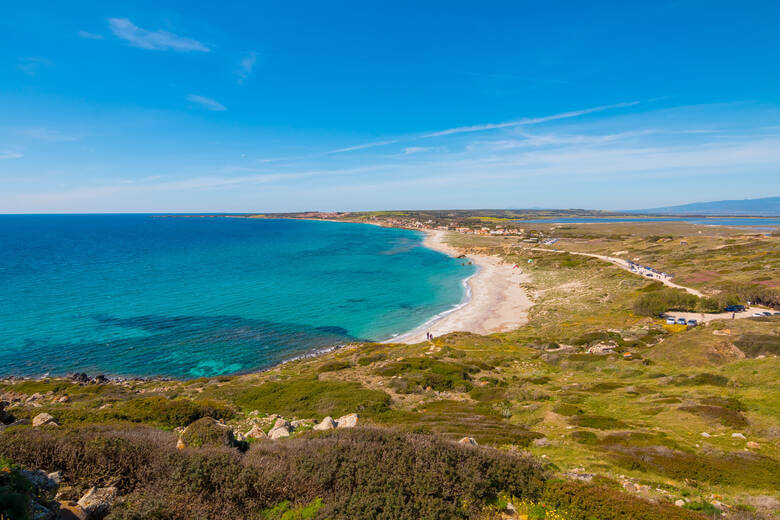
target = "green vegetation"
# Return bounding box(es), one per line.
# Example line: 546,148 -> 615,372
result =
569,415 -> 627,430
9,396 -> 235,429
0,457 -> 33,520
2,221 -> 778,518
633,287 -> 711,316
222,379 -> 391,418
0,426 -> 547,519
541,481 -> 704,520
375,357 -> 479,393
179,417 -> 239,449
262,498 -> 323,520
733,333 -> 780,357
316,361 -> 352,373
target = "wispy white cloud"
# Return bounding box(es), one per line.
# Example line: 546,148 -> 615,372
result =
324,101 -> 640,155
186,94 -> 226,111
402,147 -> 430,155
18,57 -> 53,76
421,101 -> 640,138
236,52 -> 257,84
0,151 -> 23,160
108,18 -> 209,52
78,30 -> 104,40
15,127 -> 81,142
326,139 -> 399,155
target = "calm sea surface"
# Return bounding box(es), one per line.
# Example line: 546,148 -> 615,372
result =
0,215 -> 474,378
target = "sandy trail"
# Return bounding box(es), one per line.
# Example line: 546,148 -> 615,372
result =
532,247 -> 705,297
390,231 -> 533,344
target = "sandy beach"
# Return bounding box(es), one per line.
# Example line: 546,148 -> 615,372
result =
391,230 -> 533,343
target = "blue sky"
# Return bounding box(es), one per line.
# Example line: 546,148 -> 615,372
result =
2,1 -> 779,213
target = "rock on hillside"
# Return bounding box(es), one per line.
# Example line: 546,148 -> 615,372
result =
336,413 -> 358,428
313,416 -> 337,431
32,412 -> 59,427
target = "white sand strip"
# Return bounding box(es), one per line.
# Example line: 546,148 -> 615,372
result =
391,230 -> 533,344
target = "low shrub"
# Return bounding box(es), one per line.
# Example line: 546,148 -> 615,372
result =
541,480 -> 705,520
570,430 -> 599,445
228,380 -> 391,418
678,405 -> 748,428
0,426 -> 548,520
180,417 -> 240,449
569,415 -> 627,430
356,353 -> 386,366
523,376 -> 551,385
0,426 -> 175,491
553,403 -> 583,417
376,400 -> 541,447
317,361 -> 352,373
468,386 -> 506,402
684,500 -> 721,515
375,358 -> 477,393
602,444 -> 779,488
671,373 -> 730,387
733,334 -> 780,357
699,396 -> 746,412
587,382 -> 624,392
571,331 -> 624,347
0,457 -> 33,520
110,397 -> 236,428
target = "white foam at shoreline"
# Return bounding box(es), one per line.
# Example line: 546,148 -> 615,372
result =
383,265 -> 479,343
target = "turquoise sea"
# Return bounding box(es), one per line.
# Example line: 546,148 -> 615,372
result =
0,215 -> 474,378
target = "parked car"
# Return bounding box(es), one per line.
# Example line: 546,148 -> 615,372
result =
666,317 -> 676,325
752,312 -> 763,317
677,318 -> 687,325
687,319 -> 697,326
762,311 -> 772,316
725,305 -> 746,312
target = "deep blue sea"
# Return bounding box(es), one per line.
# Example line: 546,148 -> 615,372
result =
0,215 -> 474,378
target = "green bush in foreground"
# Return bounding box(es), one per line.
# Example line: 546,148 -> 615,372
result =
0,456 -> 33,520
0,425 -> 546,519
0,425 -> 712,519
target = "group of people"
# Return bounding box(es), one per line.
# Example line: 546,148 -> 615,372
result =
426,332 -> 435,341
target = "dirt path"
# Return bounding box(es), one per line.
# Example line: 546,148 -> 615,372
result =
532,247 -> 705,297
